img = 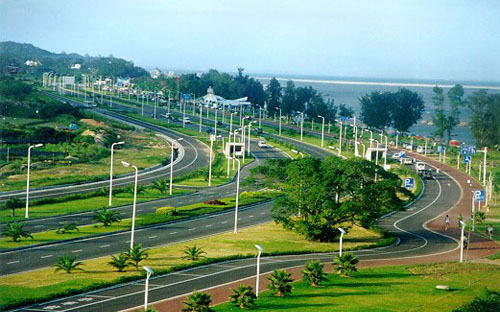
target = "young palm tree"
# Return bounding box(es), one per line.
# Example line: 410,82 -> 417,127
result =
182,290 -> 213,312
151,178 -> 169,194
127,244 -> 149,269
334,253 -> 359,277
182,245 -> 206,261
55,223 -> 80,234
2,222 -> 33,242
302,260 -> 328,286
127,184 -> 146,195
93,207 -> 121,227
109,252 -> 129,272
54,256 -> 84,274
229,284 -> 257,309
267,269 -> 293,296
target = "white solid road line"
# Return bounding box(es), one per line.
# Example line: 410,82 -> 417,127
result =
72,249 -> 83,253
41,255 -> 53,258
7,260 -> 20,264
99,244 -> 110,248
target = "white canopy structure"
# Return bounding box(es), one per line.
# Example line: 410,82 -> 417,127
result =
200,86 -> 252,110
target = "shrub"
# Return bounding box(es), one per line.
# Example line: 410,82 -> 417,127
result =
93,207 -> 121,227
155,206 -> 179,216
302,261 -> 328,286
240,191 -> 264,199
109,252 -> 129,272
203,199 -> 226,205
334,253 -> 359,277
452,288 -> 500,312
127,244 -> 149,269
229,284 -> 257,309
3,198 -> 24,217
183,290 -> 213,312
54,256 -> 84,274
2,222 -> 33,242
182,245 -> 206,261
55,223 -> 80,234
267,269 -> 293,296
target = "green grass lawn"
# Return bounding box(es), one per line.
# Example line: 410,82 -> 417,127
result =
213,262 -> 500,312
0,219 -> 386,310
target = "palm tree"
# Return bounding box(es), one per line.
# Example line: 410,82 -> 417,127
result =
2,222 -> 33,242
54,256 -> 84,274
55,223 -> 80,234
127,184 -> 146,195
229,284 -> 257,309
267,269 -> 293,296
334,253 -> 359,277
151,178 -> 169,194
109,252 -> 129,272
301,261 -> 328,286
182,245 -> 206,261
182,290 -> 213,312
127,244 -> 149,269
93,207 -> 121,227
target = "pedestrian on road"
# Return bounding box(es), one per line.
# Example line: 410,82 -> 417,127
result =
445,215 -> 450,230
458,214 -> 463,227
487,225 -> 493,240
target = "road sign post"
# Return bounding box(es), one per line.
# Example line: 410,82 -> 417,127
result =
404,178 -> 414,189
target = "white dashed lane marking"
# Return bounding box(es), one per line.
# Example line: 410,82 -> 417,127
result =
149,236 -> 157,239
7,261 -> 20,265
72,249 -> 83,253
41,255 -> 53,259
100,244 -> 110,248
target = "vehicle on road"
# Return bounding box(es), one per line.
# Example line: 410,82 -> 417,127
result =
183,117 -> 191,124
391,151 -> 405,159
402,157 -> 414,165
405,144 -> 413,151
164,113 -> 172,119
256,128 -> 263,135
415,162 -> 426,171
416,146 -> 424,153
258,140 -> 267,148
420,169 -> 433,179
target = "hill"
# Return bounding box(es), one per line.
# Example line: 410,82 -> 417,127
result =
0,41 -> 148,78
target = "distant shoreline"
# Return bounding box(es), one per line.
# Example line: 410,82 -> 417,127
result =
253,76 -> 500,90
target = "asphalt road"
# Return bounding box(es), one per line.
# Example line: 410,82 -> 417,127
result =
9,165 -> 462,312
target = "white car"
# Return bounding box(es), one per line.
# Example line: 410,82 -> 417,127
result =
183,117 -> 191,124
416,146 -> 424,153
416,162 -> 426,171
391,151 -> 405,159
258,140 -> 267,148
402,157 -> 414,165
405,145 -> 413,151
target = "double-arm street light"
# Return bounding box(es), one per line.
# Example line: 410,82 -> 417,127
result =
318,115 -> 325,147
169,138 -> 184,195
208,135 -> 221,186
109,141 -> 125,206
121,161 -> 138,249
25,143 -> 43,218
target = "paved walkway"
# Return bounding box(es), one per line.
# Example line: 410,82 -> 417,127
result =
123,152 -> 499,312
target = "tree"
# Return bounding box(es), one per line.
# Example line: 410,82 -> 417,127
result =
338,104 -> 354,119
360,92 -> 392,129
2,222 -> 33,242
55,223 -> 80,234
182,290 -> 214,312
446,84 -> 465,139
467,90 -> 500,147
452,288 -> 500,312
151,178 -> 169,194
108,252 -> 129,272
266,77 -> 282,115
3,198 -> 23,218
229,284 -> 257,309
334,253 -> 359,277
182,245 -> 206,261
267,269 -> 293,296
93,207 -> 121,227
390,88 -> 425,132
127,244 -> 149,269
281,80 -> 296,114
301,261 -> 328,286
54,256 -> 84,274
127,184 -> 146,195
432,86 -> 447,140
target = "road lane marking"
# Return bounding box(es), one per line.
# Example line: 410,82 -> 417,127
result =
169,232 -> 177,235
41,255 -> 53,259
72,249 -> 83,253
221,221 -> 228,224
249,215 -> 254,218
7,261 -> 20,265
100,244 -> 110,248
188,228 -> 196,231
149,236 -> 157,239
206,224 -> 213,227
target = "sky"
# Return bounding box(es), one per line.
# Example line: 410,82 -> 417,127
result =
1,0 -> 499,82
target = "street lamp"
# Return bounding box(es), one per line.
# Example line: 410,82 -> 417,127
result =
199,104 -> 203,132
459,220 -> 466,263
338,227 -> 346,256
169,138 -> 184,195
143,266 -> 154,310
121,161 -> 138,249
300,112 -> 304,142
255,244 -> 263,297
247,121 -> 257,155
231,157 -> 241,234
25,143 -> 43,218
275,107 -> 282,136
208,135 -> 221,186
214,108 -> 218,136
109,141 -> 125,206
337,119 -> 343,156
318,115 -> 325,147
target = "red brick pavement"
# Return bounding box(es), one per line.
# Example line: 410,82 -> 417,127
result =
123,152 -> 499,312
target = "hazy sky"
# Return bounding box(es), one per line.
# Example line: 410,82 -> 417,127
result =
1,0 -> 499,82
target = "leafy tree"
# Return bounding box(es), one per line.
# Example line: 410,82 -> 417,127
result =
334,253 -> 359,277
446,84 -> 465,139
267,269 -> 293,296
108,252 -> 129,272
182,245 -> 206,261
55,223 -> 80,234
338,104 -> 354,119
93,207 -> 121,227
282,80 -> 296,114
467,90 -> 500,147
229,284 -> 257,309
360,91 -> 392,130
54,256 -> 84,274
432,86 -> 447,140
3,198 -> 24,218
127,244 -> 149,269
266,77 -> 282,115
301,261 -> 328,286
452,288 -> 500,312
182,290 -> 214,312
2,222 -> 33,242
390,88 -> 425,132
151,178 -> 169,194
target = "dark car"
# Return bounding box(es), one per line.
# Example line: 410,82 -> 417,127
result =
205,127 -> 213,134
216,121 -> 223,126
256,128 -> 263,135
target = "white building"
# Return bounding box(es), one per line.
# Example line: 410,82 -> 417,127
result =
25,60 -> 39,66
70,64 -> 81,70
149,69 -> 161,79
199,86 -> 252,110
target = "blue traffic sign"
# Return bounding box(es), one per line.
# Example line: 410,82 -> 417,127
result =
400,152 -> 406,158
461,147 -> 468,155
474,190 -> 485,202
464,155 -> 471,163
469,147 -> 477,154
438,146 -> 445,153
404,178 -> 414,189
182,94 -> 191,100
340,117 -> 350,122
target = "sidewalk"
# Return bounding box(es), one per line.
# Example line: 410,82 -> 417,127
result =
124,152 -> 499,312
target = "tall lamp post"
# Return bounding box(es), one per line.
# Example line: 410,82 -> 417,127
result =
121,161 -> 138,249
338,227 -> 346,256
143,266 -> 154,311
231,157 -> 241,234
109,141 -> 125,206
169,138 -> 184,195
318,115 -> 325,147
255,244 -> 263,297
208,135 -> 221,186
459,220 -> 466,263
300,112 -> 304,142
275,107 -> 282,136
25,143 -> 43,218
